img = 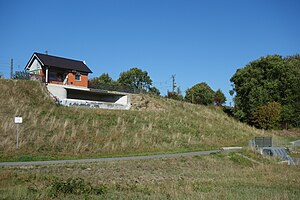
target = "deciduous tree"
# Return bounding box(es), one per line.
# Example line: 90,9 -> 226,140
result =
118,68 -> 152,92
214,89 -> 226,106
185,82 -> 214,105
89,73 -> 115,89
252,102 -> 282,130
230,54 -> 300,128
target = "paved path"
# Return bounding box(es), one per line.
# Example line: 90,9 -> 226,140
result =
0,148 -> 241,167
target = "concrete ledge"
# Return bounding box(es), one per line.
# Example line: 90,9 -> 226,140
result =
47,83 -> 131,110
60,98 -> 131,110
221,147 -> 243,151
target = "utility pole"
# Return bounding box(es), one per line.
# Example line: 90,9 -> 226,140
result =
171,74 -> 176,93
10,59 -> 13,79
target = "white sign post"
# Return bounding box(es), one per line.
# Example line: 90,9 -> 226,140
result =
14,117 -> 22,149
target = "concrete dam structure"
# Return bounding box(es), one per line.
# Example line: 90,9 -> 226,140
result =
47,84 -> 131,110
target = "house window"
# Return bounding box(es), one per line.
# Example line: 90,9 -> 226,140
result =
75,73 -> 81,81
49,72 -> 57,81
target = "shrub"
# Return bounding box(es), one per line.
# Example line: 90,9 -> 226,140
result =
252,102 -> 282,129
49,177 -> 106,197
214,89 -> 226,106
13,71 -> 30,80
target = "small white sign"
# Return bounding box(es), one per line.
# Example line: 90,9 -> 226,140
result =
14,117 -> 23,124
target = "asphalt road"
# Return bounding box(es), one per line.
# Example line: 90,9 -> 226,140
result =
0,149 -> 240,167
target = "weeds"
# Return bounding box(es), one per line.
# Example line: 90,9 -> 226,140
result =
49,177 -> 106,197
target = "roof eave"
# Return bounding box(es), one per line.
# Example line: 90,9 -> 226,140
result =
24,53 -> 45,70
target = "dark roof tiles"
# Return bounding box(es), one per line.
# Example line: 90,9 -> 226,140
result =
33,52 -> 92,73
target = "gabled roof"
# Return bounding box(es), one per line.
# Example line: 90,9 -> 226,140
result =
25,52 -> 93,73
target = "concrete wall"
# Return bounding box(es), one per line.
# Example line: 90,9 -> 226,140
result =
66,88 -> 128,105
60,98 -> 131,110
46,84 -> 131,110
115,95 -> 129,105
47,84 -> 67,99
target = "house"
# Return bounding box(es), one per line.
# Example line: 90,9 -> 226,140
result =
25,52 -> 92,87
25,52 -> 131,110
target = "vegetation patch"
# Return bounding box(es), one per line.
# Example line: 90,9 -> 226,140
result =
49,177 -> 106,198
228,152 -> 254,167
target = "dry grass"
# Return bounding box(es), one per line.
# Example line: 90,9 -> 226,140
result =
0,152 -> 299,199
0,79 -> 265,161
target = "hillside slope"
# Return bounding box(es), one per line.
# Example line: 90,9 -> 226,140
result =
0,79 -> 263,161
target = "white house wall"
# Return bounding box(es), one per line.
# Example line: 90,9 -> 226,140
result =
29,59 -> 42,73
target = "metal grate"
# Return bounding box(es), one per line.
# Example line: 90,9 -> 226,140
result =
255,137 -> 272,147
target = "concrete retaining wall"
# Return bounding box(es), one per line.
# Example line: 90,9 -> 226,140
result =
59,98 -> 131,110
46,83 -> 131,110
47,84 -> 67,99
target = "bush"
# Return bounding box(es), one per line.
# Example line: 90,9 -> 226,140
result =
13,71 -> 30,80
166,91 -> 183,101
148,86 -> 160,96
49,177 -> 106,197
252,102 -> 282,130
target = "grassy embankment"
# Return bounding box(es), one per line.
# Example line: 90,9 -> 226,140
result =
1,80 -> 299,199
0,151 -> 299,199
0,79 -> 266,161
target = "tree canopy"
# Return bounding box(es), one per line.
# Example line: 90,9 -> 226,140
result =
230,54 -> 300,128
148,86 -> 160,96
89,68 -> 158,94
185,82 -> 215,105
117,68 -> 152,92
88,73 -> 115,89
214,89 -> 226,106
252,102 -> 282,130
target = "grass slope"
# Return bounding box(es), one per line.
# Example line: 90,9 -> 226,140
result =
0,79 -> 263,161
0,151 -> 299,199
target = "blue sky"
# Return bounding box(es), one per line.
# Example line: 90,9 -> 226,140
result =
0,0 -> 299,104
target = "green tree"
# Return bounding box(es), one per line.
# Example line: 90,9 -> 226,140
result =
281,105 -> 294,129
185,82 -> 215,105
230,54 -> 300,128
284,55 -> 300,127
97,73 -> 113,84
117,68 -> 152,92
252,102 -> 282,130
148,86 -> 160,96
89,73 -> 115,89
214,89 -> 226,106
